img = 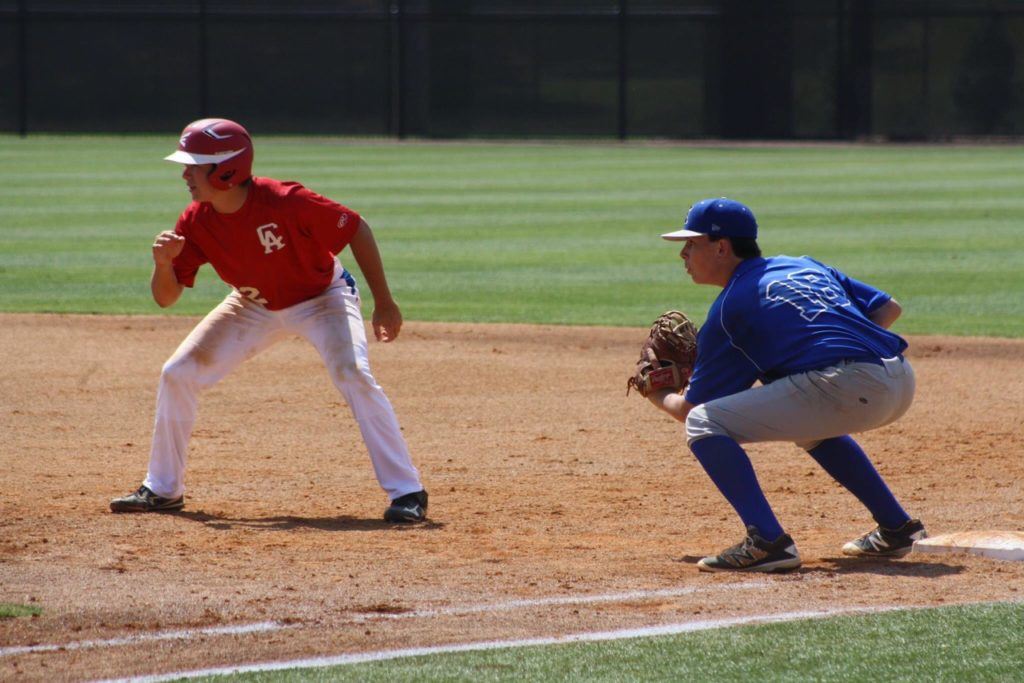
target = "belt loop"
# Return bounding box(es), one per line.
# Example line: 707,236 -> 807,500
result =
881,356 -> 903,377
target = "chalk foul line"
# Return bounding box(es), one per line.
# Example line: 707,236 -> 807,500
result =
348,578 -> 793,621
101,604 -> 910,683
4,578 -> 789,659
0,621 -> 288,658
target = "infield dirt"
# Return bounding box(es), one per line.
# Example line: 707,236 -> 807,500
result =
2,314 -> 1022,681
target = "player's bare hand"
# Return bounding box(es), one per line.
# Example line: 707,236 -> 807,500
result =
372,300 -> 403,342
152,231 -> 186,266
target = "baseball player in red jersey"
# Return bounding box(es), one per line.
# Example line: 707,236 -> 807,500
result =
110,118 -> 428,523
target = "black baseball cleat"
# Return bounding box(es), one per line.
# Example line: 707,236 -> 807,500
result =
697,526 -> 802,573
842,519 -> 927,557
110,485 -> 185,513
384,490 -> 428,523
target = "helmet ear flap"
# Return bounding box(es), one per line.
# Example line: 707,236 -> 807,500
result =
207,164 -> 237,190
206,143 -> 253,190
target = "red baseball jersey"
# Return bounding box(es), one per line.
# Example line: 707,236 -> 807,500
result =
172,177 -> 361,310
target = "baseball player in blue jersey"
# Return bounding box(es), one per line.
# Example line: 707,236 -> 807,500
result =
650,197 -> 926,572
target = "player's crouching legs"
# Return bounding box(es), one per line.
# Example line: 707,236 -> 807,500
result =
328,358 -> 392,418
155,350 -> 203,415
685,403 -> 732,445
327,356 -> 427,517
156,342 -> 234,405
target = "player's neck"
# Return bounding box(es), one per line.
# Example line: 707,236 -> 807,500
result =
709,258 -> 742,288
209,185 -> 249,214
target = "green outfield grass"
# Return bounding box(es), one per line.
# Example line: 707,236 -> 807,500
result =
1,136 -> 1023,335
2,136 -> 1022,678
191,601 -> 1024,682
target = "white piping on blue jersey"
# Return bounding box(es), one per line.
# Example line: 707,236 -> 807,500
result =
718,275 -> 766,374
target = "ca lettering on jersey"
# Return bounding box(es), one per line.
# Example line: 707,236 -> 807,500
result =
765,269 -> 850,322
256,223 -> 286,254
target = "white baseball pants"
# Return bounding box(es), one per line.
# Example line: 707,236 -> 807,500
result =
142,264 -> 423,501
686,357 -> 915,451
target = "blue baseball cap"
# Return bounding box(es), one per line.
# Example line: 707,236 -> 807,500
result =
661,198 -> 758,240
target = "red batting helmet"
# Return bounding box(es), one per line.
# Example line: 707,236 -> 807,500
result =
164,118 -> 254,190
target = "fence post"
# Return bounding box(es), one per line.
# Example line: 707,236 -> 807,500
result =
389,0 -> 405,138
837,0 -> 873,138
922,9 -> 931,138
617,0 -> 628,140
198,0 -> 209,117
17,0 -> 27,136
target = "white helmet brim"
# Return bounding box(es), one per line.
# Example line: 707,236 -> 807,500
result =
164,148 -> 245,165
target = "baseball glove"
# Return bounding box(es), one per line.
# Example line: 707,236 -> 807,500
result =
626,310 -> 698,397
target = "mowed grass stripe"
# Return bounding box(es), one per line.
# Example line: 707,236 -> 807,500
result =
177,602 -> 1024,682
1,136 -> 1022,334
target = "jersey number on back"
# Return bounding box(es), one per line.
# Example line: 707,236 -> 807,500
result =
765,269 -> 850,322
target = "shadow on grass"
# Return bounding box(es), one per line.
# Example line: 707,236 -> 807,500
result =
174,509 -> 445,532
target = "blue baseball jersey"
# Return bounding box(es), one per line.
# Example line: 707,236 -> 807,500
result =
684,255 -> 908,406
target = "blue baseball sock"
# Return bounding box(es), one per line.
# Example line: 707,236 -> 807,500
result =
807,436 -> 910,529
689,435 -> 785,542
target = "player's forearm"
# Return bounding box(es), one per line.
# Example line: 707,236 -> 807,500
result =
647,388 -> 693,423
869,298 -> 902,329
151,263 -> 184,308
349,220 -> 395,305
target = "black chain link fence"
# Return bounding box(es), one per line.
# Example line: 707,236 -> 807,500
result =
2,0 -> 1021,139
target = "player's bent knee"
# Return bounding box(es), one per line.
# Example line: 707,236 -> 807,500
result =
333,360 -> 362,380
160,356 -> 191,385
796,438 -> 824,452
685,404 -> 729,445
160,349 -> 211,390
332,360 -> 380,391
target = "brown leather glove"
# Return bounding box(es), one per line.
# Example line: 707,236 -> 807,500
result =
626,310 -> 698,397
